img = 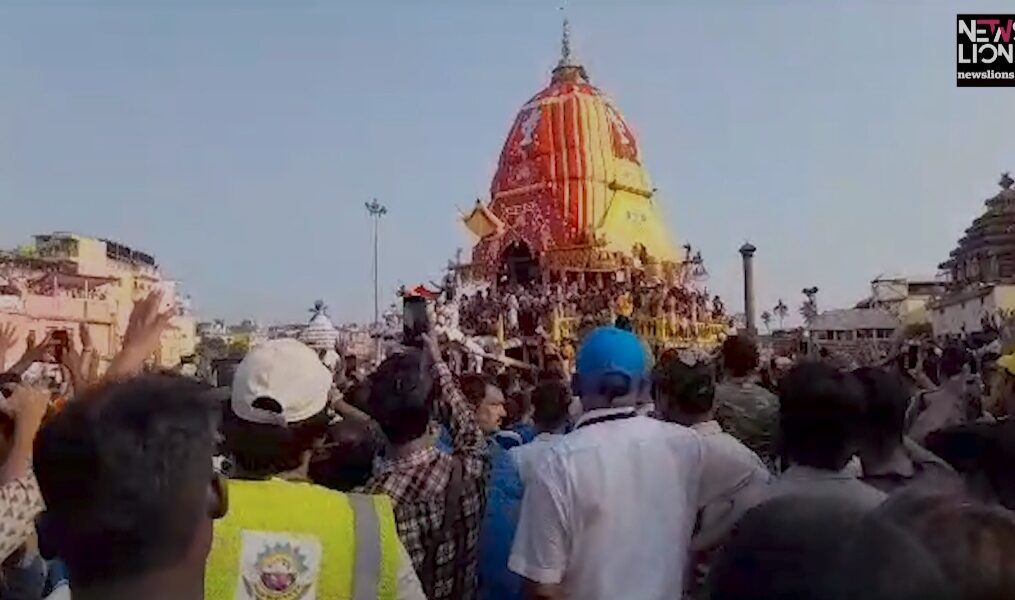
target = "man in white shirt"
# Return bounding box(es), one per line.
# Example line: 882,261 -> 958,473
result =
653,352 -> 772,553
509,327 -> 708,600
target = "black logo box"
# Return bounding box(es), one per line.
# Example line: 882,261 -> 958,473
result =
957,14 -> 1015,87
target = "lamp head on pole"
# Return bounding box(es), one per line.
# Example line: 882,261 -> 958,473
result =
365,198 -> 388,217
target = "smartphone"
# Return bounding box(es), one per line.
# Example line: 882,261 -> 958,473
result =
403,297 -> 429,347
51,330 -> 70,364
906,344 -> 919,370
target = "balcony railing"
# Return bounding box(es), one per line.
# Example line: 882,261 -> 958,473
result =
21,295 -> 117,323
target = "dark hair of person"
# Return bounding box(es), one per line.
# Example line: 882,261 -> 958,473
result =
614,315 -> 633,331
344,378 -> 372,414
722,335 -> 758,377
923,350 -> 941,385
34,375 -> 218,587
925,420 -> 1015,511
222,397 -> 329,477
827,498 -> 949,600
712,494 -> 973,600
653,353 -> 715,416
495,371 -> 517,396
503,391 -> 530,430
531,380 -> 571,431
309,419 -> 381,492
365,349 -> 435,445
459,372 -> 494,410
708,496 -> 868,600
872,493 -> 1015,599
939,346 -> 966,379
779,361 -> 864,470
852,367 -> 910,444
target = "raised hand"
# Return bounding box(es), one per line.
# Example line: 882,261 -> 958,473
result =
79,321 -> 93,352
106,290 -> 176,380
4,332 -> 57,378
0,323 -> 19,370
0,323 -> 19,351
61,325 -> 97,395
1,385 -> 50,433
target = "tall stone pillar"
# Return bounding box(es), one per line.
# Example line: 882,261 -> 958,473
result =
739,243 -> 757,335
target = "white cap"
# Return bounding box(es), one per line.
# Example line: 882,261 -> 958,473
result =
231,339 -> 331,426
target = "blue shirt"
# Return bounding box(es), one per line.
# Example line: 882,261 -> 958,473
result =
511,423 -> 538,445
478,440 -> 525,600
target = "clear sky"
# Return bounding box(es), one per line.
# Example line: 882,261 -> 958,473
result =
1,1 -> 1011,325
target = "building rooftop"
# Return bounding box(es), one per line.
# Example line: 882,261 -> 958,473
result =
810,308 -> 899,332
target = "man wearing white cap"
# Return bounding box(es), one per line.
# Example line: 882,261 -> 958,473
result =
206,339 -> 425,600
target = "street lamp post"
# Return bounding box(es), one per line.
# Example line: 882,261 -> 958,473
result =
365,199 -> 388,357
739,243 -> 757,335
801,286 -> 819,356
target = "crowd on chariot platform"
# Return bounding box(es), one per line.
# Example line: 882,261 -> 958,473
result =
457,277 -> 728,338
3,288 -> 1015,600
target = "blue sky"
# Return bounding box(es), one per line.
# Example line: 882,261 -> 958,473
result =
1,1 -> 1011,325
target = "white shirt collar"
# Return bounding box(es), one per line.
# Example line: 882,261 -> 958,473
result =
574,406 -> 637,429
690,420 -> 723,436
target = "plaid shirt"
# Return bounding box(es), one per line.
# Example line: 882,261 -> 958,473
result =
360,359 -> 489,600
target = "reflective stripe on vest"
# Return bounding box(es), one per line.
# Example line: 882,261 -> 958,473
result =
349,493 -> 381,599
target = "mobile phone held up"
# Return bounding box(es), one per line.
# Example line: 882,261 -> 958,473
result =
403,296 -> 429,347
906,344 -> 920,371
51,330 -> 70,364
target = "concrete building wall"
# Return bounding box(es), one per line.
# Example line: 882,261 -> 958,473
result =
929,285 -> 1015,336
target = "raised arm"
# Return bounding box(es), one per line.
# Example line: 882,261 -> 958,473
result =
105,290 -> 176,381
3,332 -> 57,379
0,386 -> 49,483
422,333 -> 486,473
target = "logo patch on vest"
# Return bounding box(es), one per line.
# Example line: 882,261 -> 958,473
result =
236,531 -> 322,600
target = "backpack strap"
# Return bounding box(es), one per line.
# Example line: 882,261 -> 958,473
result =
422,457 -> 466,595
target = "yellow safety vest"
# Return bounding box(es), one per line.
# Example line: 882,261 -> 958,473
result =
206,478 -> 399,600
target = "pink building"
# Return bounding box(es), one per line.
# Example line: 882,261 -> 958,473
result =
0,233 -> 196,371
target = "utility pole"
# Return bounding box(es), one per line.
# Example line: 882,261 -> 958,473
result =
365,199 -> 388,358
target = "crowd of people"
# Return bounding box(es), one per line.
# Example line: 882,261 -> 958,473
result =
1,289 -> 1015,599
457,277 -> 727,339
